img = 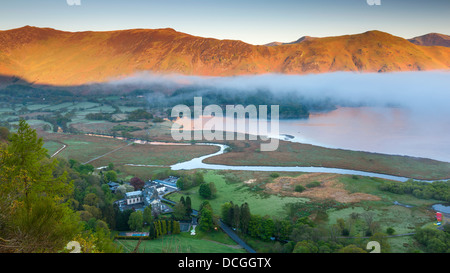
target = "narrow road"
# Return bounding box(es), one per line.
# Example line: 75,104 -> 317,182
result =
218,220 -> 256,253
337,232 -> 416,239
51,144 -> 67,158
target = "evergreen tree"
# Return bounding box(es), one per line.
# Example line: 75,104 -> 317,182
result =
199,183 -> 212,199
240,203 -> 251,234
0,120 -> 80,252
161,220 -> 167,235
233,204 -> 240,229
185,196 -> 192,216
149,220 -> 157,239
221,202 -> 233,226
172,221 -> 181,234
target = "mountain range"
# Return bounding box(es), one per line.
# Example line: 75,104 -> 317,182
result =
408,33 -> 450,47
0,26 -> 449,86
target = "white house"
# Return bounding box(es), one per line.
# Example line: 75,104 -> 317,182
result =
126,191 -> 143,205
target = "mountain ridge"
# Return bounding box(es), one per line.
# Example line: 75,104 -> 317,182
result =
408,33 -> 450,47
0,26 -> 449,85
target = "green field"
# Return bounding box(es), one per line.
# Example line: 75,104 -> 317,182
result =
116,231 -> 246,253
167,170 -> 309,219
90,142 -> 219,167
42,140 -> 65,156
41,133 -> 219,171
43,134 -> 127,164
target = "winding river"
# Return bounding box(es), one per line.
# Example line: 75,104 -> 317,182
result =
89,134 -> 443,183
168,143 -> 434,182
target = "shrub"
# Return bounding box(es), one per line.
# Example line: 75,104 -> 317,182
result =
295,185 -> 306,193
270,173 -> 280,178
306,181 -> 321,188
386,227 -> 395,235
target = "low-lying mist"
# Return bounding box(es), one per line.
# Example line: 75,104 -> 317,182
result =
105,71 -> 450,117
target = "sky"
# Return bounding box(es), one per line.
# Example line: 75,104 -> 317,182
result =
0,0 -> 449,45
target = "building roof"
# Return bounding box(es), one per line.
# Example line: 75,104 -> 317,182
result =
125,191 -> 142,197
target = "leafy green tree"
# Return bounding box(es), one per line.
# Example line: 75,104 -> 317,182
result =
193,172 -> 204,185
199,208 -> 214,232
293,240 -> 319,253
75,164 -> 94,175
248,214 -> 263,238
143,206 -> 153,225
274,219 -> 292,241
176,178 -> 185,190
261,216 -> 275,241
338,245 -> 367,253
221,202 -> 233,226
0,126 -> 9,141
414,228 -> 450,253
370,233 -> 391,253
104,170 -> 118,183
209,182 -> 217,198
82,205 -> 102,219
83,193 -> 100,207
128,211 -> 144,231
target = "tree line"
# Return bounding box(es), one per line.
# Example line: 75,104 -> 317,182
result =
379,180 -> 450,202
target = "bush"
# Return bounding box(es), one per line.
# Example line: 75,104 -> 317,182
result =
295,185 -> 306,193
306,181 -> 321,188
386,227 -> 395,235
342,228 -> 350,236
270,173 -> 280,178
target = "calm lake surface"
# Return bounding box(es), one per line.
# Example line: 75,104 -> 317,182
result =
275,107 -> 450,163
175,106 -> 450,163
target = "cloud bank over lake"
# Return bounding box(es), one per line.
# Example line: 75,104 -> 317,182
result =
108,71 -> 450,116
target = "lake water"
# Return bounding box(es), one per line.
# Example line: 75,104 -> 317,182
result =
432,204 -> 450,214
174,106 -> 450,163
275,107 -> 450,163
